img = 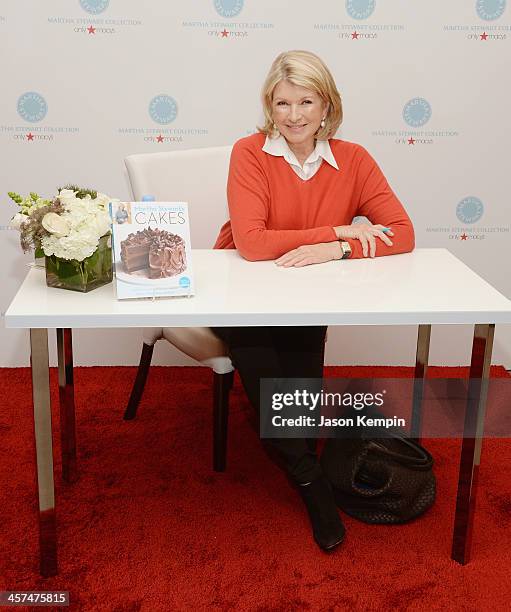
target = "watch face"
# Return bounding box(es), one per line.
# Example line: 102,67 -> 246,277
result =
341,242 -> 351,258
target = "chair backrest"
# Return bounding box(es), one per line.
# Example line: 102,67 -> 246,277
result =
125,146 -> 232,248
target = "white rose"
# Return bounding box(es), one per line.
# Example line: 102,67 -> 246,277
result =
42,212 -> 71,238
10,212 -> 27,230
58,189 -> 79,208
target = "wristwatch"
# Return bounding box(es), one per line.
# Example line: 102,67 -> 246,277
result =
339,240 -> 352,260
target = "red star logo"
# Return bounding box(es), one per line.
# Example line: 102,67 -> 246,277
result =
156,134 -> 164,143
408,137 -> 415,145
88,25 -> 96,34
460,233 -> 468,240
351,31 -> 359,39
26,132 -> 34,141
221,29 -> 229,37
480,32 -> 488,40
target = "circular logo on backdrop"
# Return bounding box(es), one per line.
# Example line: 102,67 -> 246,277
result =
17,92 -> 47,122
402,98 -> 432,127
148,95 -> 178,125
476,0 -> 506,21
456,197 -> 484,224
346,0 -> 376,20
79,0 -> 110,14
214,0 -> 244,18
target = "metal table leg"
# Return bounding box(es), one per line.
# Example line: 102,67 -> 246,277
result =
30,328 -> 58,577
451,323 -> 495,565
411,325 -> 431,441
57,328 -> 77,483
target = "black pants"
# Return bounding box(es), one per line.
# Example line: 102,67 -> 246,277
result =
211,326 -> 327,484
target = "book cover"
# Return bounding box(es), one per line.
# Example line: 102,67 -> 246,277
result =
110,201 -> 194,300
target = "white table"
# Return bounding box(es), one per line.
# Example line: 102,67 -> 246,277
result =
5,248 -> 511,576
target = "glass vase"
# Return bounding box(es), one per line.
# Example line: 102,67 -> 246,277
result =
34,241 -> 45,269
45,234 -> 113,292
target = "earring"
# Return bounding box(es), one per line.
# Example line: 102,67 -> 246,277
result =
320,118 -> 326,128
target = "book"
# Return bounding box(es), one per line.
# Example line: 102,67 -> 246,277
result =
110,201 -> 194,300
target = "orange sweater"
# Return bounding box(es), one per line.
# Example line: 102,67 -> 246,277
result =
214,132 -> 414,261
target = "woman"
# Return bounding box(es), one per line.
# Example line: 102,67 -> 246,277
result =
212,50 -> 414,552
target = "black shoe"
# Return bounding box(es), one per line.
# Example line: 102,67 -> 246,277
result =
298,475 -> 346,551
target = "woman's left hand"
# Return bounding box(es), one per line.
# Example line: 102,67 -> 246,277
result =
275,242 -> 341,267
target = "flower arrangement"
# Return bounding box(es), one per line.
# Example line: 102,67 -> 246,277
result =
9,186 -> 113,261
8,186 -> 116,292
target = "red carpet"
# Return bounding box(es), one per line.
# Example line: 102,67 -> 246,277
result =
1,365 -> 511,611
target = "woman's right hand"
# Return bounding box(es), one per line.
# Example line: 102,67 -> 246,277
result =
333,224 -> 394,258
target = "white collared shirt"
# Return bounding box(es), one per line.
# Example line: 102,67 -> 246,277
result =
262,134 -> 339,181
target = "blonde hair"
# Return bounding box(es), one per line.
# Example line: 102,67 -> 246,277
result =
258,50 -> 343,140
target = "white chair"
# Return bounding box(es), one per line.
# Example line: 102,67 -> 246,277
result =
123,146 -> 235,472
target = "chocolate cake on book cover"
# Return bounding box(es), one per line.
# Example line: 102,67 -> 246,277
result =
120,227 -> 186,279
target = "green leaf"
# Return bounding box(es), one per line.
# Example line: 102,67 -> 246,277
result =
34,246 -> 45,259
85,247 -> 100,269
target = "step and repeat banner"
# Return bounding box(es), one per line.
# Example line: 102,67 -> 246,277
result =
1,0 -> 510,367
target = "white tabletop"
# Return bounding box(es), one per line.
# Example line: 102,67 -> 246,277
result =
4,248 -> 511,329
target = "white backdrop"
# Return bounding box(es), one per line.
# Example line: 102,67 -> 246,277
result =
1,0 -> 510,368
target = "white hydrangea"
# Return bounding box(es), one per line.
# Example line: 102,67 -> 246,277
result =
42,232 -> 99,262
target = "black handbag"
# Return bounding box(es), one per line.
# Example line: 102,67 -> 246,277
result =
320,431 -> 436,524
